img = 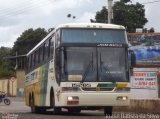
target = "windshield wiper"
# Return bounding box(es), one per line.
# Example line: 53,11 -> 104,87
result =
82,53 -> 93,82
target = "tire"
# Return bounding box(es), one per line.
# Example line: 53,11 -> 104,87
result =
50,94 -> 61,114
30,97 -> 36,113
36,107 -> 46,114
68,109 -> 81,114
0,98 -> 2,103
4,99 -> 11,105
104,106 -> 113,116
54,107 -> 61,114
30,97 -> 46,114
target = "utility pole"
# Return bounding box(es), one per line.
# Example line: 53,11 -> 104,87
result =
108,0 -> 113,24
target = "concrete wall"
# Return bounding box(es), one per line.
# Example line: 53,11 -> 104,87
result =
0,70 -> 25,97
16,69 -> 25,97
0,78 -> 17,96
114,99 -> 160,113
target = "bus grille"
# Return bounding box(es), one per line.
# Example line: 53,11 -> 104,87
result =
82,87 -> 114,91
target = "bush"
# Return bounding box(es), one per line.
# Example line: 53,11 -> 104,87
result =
0,68 -> 14,78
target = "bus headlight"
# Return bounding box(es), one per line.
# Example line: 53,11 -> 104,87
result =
67,96 -> 79,105
116,96 -> 128,101
122,96 -> 127,100
68,96 -> 73,101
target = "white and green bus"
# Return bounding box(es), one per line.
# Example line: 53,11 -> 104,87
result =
25,23 -> 134,116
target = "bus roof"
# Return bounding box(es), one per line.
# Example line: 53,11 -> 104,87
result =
57,23 -> 125,29
27,23 -> 125,56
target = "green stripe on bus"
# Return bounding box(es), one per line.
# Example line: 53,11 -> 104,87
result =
97,83 -> 116,88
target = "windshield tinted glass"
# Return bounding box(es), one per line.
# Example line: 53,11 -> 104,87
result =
98,48 -> 127,82
61,47 -> 128,82
61,47 -> 97,82
62,29 -> 127,44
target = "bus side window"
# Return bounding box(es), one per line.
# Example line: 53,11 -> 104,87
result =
35,50 -> 38,66
34,51 -> 36,67
27,57 -> 29,71
50,35 -> 55,58
42,44 -> 45,61
38,48 -> 41,64
40,46 -> 43,63
48,38 -> 51,58
32,53 -> 34,68
30,54 -> 33,69
29,55 -> 31,70
45,40 -> 49,60
55,30 -> 60,48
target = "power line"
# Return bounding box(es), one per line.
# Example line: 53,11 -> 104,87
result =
0,0 -> 55,18
141,0 -> 160,5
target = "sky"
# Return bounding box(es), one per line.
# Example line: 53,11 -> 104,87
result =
0,0 -> 160,48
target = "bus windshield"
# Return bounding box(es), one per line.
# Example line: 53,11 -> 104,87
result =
61,47 -> 128,82
61,29 -> 127,44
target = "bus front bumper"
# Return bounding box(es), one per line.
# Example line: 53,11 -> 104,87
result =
57,92 -> 130,107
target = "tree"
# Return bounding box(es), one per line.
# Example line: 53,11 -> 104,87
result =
92,7 -> 108,23
91,0 -> 148,32
143,28 -> 148,33
121,0 -> 131,3
148,27 -> 155,33
143,27 -> 155,33
0,47 -> 14,78
12,28 -> 48,55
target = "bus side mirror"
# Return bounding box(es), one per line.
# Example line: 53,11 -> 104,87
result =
129,50 -> 136,68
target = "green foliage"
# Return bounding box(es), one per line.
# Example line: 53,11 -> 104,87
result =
143,27 -> 155,33
92,1 -> 148,32
94,7 -> 108,23
0,47 -> 11,68
12,28 -> 48,55
0,47 -> 14,78
0,28 -> 49,78
0,68 -> 14,78
121,0 -> 131,3
148,27 -> 155,33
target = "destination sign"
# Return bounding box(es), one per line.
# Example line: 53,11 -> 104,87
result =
97,43 -> 126,47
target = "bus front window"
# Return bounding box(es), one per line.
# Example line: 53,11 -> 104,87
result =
98,48 -> 128,82
61,47 -> 97,82
61,47 -> 128,82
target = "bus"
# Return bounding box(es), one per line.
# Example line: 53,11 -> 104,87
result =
25,23 -> 134,116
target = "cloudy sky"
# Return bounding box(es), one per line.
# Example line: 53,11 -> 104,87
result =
0,0 -> 159,47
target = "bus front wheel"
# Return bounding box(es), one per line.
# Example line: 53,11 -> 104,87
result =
50,95 -> 61,114
104,106 -> 113,116
68,108 -> 81,114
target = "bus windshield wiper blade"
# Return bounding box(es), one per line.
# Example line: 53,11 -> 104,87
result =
82,53 -> 93,82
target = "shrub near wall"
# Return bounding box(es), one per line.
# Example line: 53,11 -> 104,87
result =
0,68 -> 14,78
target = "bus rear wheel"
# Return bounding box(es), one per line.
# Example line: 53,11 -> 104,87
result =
30,97 -> 36,113
30,96 -> 46,114
104,106 -> 113,116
